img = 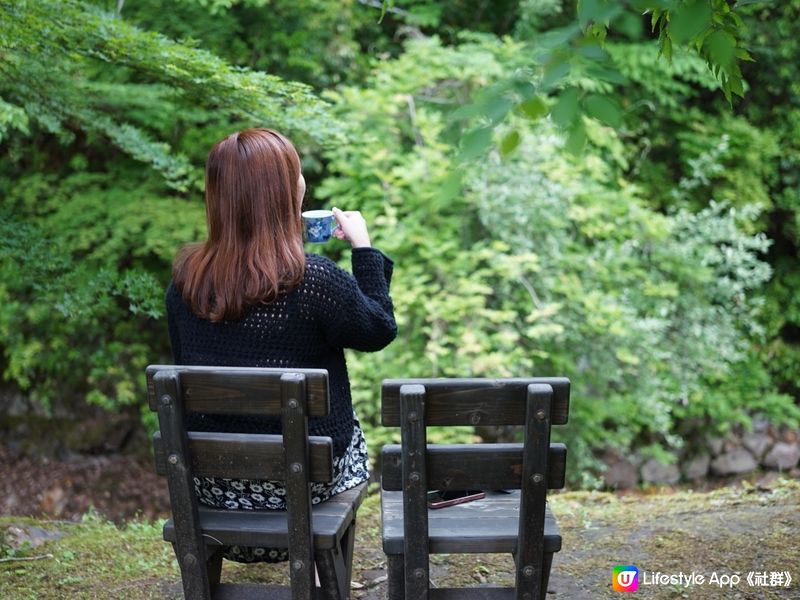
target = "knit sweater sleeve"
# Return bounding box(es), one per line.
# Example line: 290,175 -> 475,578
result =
316,248 -> 397,352
165,281 -> 183,364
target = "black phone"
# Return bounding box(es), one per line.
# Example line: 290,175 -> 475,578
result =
426,489 -> 485,509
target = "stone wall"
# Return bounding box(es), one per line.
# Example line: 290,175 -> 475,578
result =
603,420 -> 800,489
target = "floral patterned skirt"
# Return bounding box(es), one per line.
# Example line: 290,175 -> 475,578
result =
193,415 -> 370,563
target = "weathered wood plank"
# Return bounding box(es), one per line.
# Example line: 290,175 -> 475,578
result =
400,384 -> 430,600
154,370 -> 212,600
514,383 -> 551,600
381,491 -> 561,554
381,443 -> 566,491
381,378 -> 570,426
146,365 -> 330,417
281,373 -> 315,600
163,484 -> 366,551
161,511 -> 349,550
341,521 -> 357,598
153,431 -> 334,482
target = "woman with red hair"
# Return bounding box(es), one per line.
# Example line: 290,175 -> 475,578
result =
166,128 -> 397,562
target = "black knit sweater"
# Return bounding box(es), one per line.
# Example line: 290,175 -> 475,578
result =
165,247 -> 397,457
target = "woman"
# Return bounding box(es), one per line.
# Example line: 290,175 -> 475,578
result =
165,128 -> 397,562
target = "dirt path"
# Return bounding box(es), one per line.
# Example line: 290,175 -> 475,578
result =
543,482 -> 800,599
350,479 -> 800,599
0,446 -> 170,523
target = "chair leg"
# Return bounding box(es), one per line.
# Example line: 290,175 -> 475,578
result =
315,549 -> 342,600
206,546 -> 223,591
541,552 -> 554,597
386,554 -> 404,600
172,542 -> 212,600
316,520 -> 357,600
341,520 -> 357,597
513,549 -> 552,599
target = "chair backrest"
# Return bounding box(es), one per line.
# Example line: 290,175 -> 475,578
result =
147,365 -> 332,598
380,377 -> 570,600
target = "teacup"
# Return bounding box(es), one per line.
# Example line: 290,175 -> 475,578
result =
302,209 -> 338,243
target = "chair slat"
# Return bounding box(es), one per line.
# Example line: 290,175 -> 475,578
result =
515,383 -> 552,599
146,365 -> 330,417
153,431 -> 334,482
381,378 -> 570,426
399,384 -> 431,599
280,372 -> 316,598
154,370 -> 212,599
381,443 -> 566,491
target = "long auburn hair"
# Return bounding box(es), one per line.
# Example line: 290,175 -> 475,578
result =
173,128 -> 306,321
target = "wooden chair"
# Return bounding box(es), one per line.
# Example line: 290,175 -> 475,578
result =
146,365 -> 368,600
380,378 -> 570,600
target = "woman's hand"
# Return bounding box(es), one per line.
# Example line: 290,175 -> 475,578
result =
332,207 -> 372,248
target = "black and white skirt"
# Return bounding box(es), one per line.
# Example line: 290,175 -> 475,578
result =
193,414 -> 370,563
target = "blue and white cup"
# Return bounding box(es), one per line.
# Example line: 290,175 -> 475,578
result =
302,209 -> 338,243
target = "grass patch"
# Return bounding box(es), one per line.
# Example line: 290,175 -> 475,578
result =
1,512 -> 176,599
1,479 -> 798,598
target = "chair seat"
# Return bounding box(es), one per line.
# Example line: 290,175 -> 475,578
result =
164,482 -> 368,550
381,490 -> 561,554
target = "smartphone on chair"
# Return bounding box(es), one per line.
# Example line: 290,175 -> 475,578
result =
426,489 -> 485,509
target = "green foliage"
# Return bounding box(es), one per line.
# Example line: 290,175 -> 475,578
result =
606,42 -> 718,107
734,0 -> 800,407
0,0 -> 797,489
610,0 -> 800,415
121,0 -> 376,88
317,37 -> 540,447
0,173 -> 204,410
378,0 -> 523,37
448,0 -> 754,159
473,121 -> 797,473
0,96 -> 29,142
314,36 -> 798,480
0,0 -> 344,416
0,0 -> 342,191
175,0 -> 273,12
650,0 -> 751,103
